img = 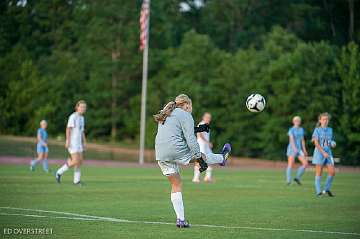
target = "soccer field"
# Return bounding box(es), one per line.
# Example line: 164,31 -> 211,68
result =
0,164 -> 359,239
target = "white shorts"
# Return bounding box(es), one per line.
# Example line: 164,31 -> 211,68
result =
157,161 -> 180,176
68,146 -> 83,154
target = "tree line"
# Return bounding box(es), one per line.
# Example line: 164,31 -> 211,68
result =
0,0 -> 359,164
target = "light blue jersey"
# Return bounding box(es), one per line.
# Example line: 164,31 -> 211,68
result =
36,128 -> 48,154
312,127 -> 334,165
286,127 -> 304,157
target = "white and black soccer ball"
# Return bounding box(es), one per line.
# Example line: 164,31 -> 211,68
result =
246,93 -> 266,112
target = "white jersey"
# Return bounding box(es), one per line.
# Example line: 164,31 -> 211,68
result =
197,121 -> 212,154
67,112 -> 85,153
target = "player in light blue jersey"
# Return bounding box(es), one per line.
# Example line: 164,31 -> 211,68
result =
30,120 -> 49,172
312,112 -> 336,197
286,116 -> 308,185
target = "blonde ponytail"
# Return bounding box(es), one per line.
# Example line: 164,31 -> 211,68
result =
153,94 -> 192,124
153,101 -> 177,124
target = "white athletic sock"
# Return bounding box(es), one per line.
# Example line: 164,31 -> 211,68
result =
57,164 -> 69,175
171,192 -> 185,220
31,159 -> 38,167
204,153 -> 223,164
205,165 -> 213,178
74,168 -> 81,184
192,165 -> 200,182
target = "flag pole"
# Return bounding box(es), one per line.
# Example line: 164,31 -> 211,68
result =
139,0 -> 150,165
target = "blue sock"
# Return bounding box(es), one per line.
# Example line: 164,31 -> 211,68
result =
295,166 -> 305,180
286,167 -> 292,183
325,176 -> 334,192
42,158 -> 49,172
315,176 -> 322,194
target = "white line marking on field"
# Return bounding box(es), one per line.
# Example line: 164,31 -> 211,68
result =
0,212 -> 97,221
0,206 -> 359,237
0,206 -> 132,223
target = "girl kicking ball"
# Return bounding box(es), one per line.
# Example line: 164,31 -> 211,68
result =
154,94 -> 231,228
285,116 -> 308,185
312,112 -> 336,197
55,100 -> 87,186
30,120 -> 49,172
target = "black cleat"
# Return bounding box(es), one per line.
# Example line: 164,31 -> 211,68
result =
74,181 -> 84,186
55,173 -> 61,184
324,190 -> 335,197
294,178 -> 302,185
316,192 -> 323,197
220,143 -> 231,166
196,157 -> 208,173
176,219 -> 191,228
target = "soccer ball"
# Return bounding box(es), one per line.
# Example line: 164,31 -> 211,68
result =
246,94 -> 266,112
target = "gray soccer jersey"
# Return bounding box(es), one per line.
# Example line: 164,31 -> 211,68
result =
155,108 -> 201,164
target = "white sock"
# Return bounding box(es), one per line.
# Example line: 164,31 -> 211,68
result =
31,159 -> 38,167
171,192 -> 185,220
74,168 -> 81,184
205,153 -> 223,164
192,165 -> 200,181
57,164 -> 69,175
205,166 -> 213,178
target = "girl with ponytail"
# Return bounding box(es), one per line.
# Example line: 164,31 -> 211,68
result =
154,94 -> 231,228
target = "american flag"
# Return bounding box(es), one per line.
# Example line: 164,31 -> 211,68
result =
139,0 -> 150,51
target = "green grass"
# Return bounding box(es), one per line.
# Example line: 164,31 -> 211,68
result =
0,164 -> 360,239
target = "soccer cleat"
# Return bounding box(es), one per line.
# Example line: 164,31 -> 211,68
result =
220,143 -> 231,166
176,219 -> 191,228
286,182 -> 291,186
196,157 -> 208,173
55,173 -> 61,184
316,192 -> 323,197
294,178 -> 302,185
324,190 -> 335,197
74,181 -> 84,186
